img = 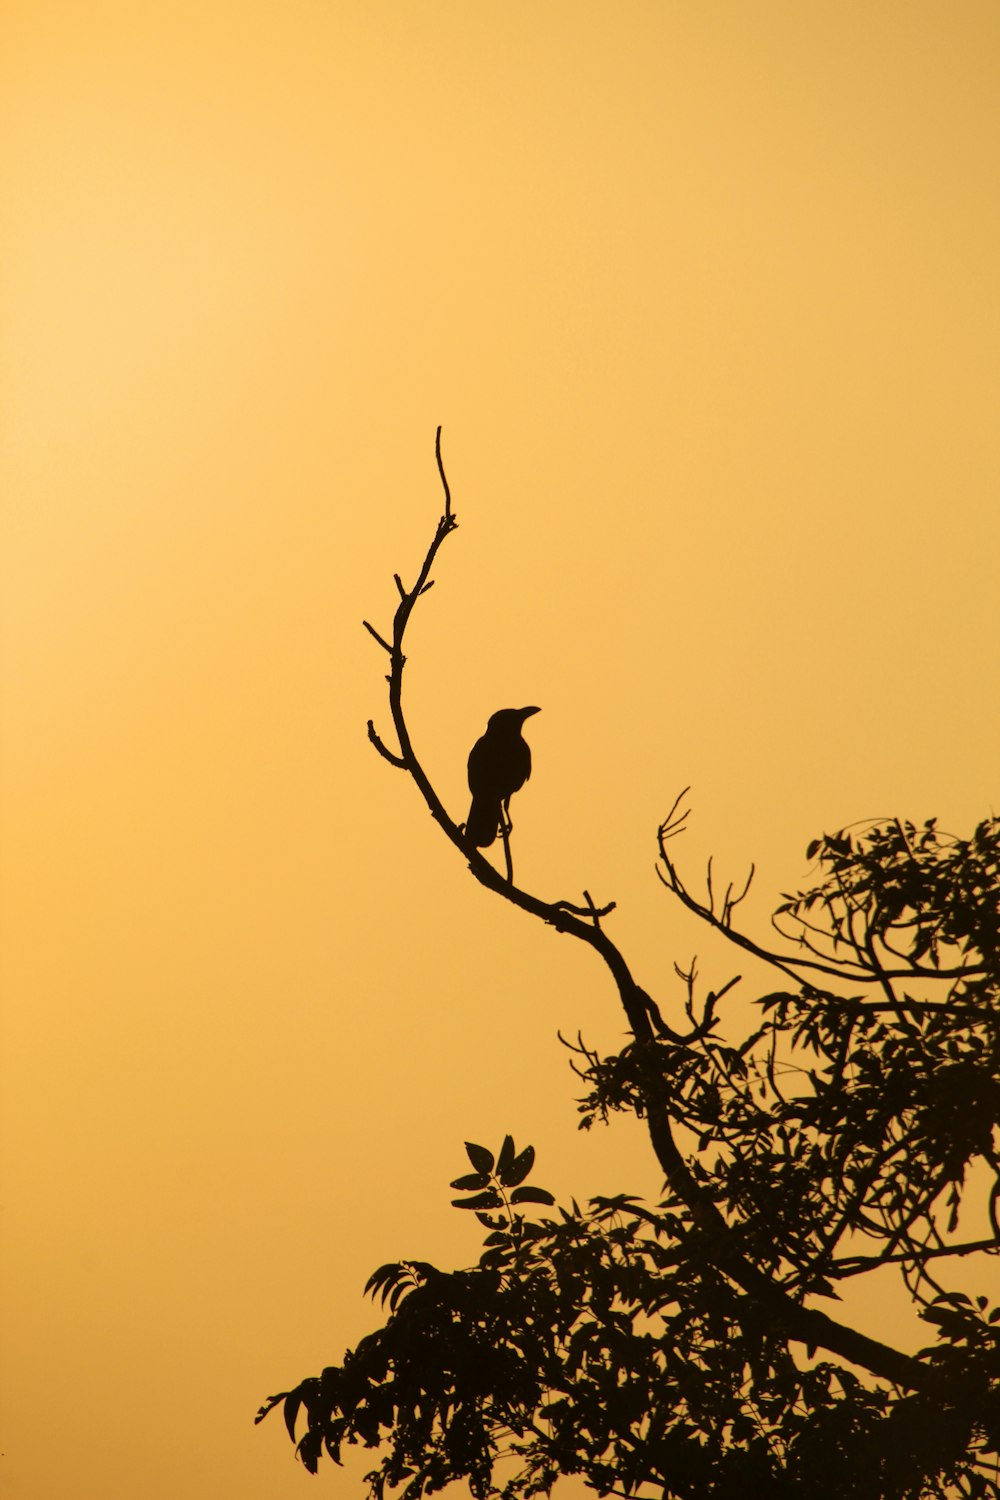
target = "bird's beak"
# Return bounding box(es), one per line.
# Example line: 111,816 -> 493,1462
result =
520,706 -> 541,720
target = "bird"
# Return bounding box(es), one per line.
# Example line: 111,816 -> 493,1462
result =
465,706 -> 540,849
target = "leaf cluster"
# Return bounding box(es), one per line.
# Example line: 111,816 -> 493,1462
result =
260,819 -> 1000,1498
258,1141 -> 999,1500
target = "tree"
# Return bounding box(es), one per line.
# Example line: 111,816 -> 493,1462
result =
258,433 -> 1000,1499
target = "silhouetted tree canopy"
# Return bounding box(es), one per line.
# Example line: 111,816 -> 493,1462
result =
259,434 -> 1000,1499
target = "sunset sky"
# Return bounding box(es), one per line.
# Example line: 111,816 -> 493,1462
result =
2,4 -> 999,1496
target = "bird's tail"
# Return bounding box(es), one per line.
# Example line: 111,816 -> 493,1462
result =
465,796 -> 501,849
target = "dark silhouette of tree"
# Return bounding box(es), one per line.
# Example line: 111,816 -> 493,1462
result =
259,432 -> 1000,1498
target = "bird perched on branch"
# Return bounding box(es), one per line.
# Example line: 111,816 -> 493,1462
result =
465,706 -> 540,849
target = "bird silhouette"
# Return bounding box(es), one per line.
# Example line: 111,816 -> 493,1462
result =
465,706 -> 540,849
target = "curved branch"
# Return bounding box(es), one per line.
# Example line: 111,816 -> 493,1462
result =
829,1235 -> 999,1275
367,720 -> 407,768
363,434 -> 941,1396
657,829 -> 984,986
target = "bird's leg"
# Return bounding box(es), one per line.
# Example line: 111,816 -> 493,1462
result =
500,799 -> 514,884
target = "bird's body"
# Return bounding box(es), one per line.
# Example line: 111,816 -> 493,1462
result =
465,707 -> 540,849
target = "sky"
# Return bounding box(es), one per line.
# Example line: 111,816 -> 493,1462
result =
2,3 -> 999,1496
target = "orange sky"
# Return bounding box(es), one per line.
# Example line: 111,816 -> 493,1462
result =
2,4 -> 999,1496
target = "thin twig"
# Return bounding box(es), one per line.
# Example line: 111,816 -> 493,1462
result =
657,856 -> 981,985
367,719 -> 407,768
363,619 -> 393,654
435,424 -> 452,519
556,897 -> 617,920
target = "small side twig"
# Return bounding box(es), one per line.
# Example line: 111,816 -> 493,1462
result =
555,896 -> 617,920
363,620 -> 393,654
435,425 -> 452,519
582,890 -> 605,929
367,720 -> 407,769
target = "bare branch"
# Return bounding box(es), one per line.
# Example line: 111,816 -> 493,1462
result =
359,434 -> 941,1396
658,849 -> 982,987
367,719 -> 407,769
658,789 -> 691,844
362,619 -> 393,654
556,895 -> 617,921
435,424 -> 453,519
722,864 -> 754,927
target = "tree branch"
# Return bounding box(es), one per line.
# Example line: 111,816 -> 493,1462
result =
657,823 -> 984,985
830,1236 -> 1000,1277
363,435 -> 943,1396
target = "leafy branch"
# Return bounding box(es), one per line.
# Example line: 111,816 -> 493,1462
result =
259,436 -> 1000,1498
356,435 -> 952,1393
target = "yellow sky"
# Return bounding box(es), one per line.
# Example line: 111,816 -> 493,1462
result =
2,4 -> 999,1496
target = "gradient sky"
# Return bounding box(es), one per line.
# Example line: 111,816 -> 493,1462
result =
2,4 -> 999,1497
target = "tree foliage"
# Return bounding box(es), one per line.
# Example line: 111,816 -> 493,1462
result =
258,435 -> 1000,1498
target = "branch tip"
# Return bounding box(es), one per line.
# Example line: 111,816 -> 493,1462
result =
363,619 -> 393,654
435,426 -> 453,521
367,720 -> 407,769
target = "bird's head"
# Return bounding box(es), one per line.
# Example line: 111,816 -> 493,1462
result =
487,706 -> 541,732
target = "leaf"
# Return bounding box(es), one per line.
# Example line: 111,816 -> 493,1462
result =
464,1141 -> 495,1175
452,1189 -> 503,1210
284,1390 -> 302,1443
509,1185 -> 556,1207
476,1210 -> 507,1228
408,1261 -> 440,1281
518,1220 -> 548,1241
364,1263 -> 406,1305
254,1391 -> 287,1425
497,1134 -> 517,1179
296,1428 -> 323,1475
450,1171 -> 490,1191
501,1144 -> 536,1188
